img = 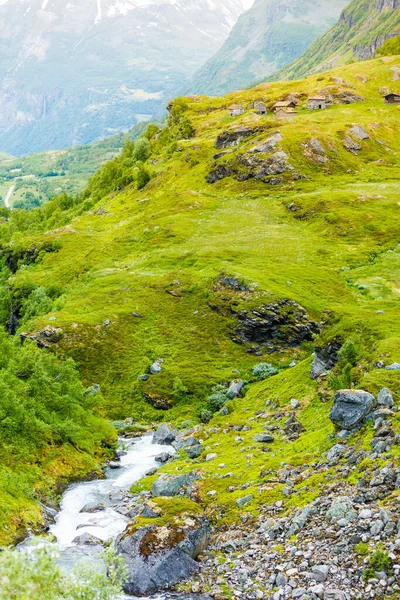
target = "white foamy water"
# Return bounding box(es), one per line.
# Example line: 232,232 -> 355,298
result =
50,434 -> 174,548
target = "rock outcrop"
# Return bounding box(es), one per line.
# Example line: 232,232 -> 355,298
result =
116,516 -> 210,596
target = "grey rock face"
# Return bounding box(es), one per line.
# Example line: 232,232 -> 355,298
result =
215,126 -> 258,149
378,387 -> 394,408
250,132 -> 283,153
152,473 -> 197,497
116,517 -> 210,596
172,435 -> 199,452
350,124 -> 369,140
310,339 -> 342,379
227,379 -> 244,399
153,424 -> 177,445
330,390 -> 376,430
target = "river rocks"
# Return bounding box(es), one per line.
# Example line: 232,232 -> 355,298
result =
116,516 -> 211,596
152,473 -> 198,497
215,126 -> 258,149
80,503 -> 106,514
330,390 -> 376,430
72,532 -> 103,545
310,339 -> 342,380
153,424 -> 178,445
226,379 -> 244,399
233,299 -> 319,351
109,461 -> 122,469
253,433 -> 274,444
155,452 -> 172,463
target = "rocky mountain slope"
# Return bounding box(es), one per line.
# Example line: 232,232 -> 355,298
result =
189,0 -> 350,95
0,0 -> 249,156
276,0 -> 400,80
0,56 -> 399,595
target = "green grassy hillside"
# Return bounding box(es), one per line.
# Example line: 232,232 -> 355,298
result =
275,0 -> 400,80
0,55 -> 398,434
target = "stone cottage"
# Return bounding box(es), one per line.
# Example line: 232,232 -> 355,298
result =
272,100 -> 296,113
254,101 -> 267,115
275,107 -> 297,119
308,95 -> 327,110
228,104 -> 244,117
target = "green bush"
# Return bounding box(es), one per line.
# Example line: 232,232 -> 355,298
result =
0,543 -> 126,599
20,286 -> 53,326
252,363 -> 279,381
207,392 -> 227,413
200,409 -> 213,423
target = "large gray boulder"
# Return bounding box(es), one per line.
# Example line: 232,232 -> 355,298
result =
153,424 -> 178,445
116,517 -> 210,596
330,390 -> 376,430
152,473 -> 197,497
226,379 -> 244,399
172,435 -> 199,452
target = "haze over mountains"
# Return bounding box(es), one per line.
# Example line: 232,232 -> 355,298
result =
0,0 -> 252,155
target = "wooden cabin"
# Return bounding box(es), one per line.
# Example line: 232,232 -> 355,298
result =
228,104 -> 244,117
254,101 -> 267,115
272,100 -> 296,113
275,107 -> 297,119
384,93 -> 400,104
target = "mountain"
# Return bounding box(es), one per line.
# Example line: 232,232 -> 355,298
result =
0,0 -> 250,156
0,57 -> 400,588
189,0 -> 350,96
276,0 -> 400,80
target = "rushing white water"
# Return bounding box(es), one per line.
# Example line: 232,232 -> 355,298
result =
50,434 -> 173,548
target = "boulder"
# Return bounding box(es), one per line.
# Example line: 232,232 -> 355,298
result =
72,532 -> 103,545
155,452 -> 172,464
386,362 -> 400,370
153,424 -> 178,445
79,503 -> 105,514
310,339 -> 342,380
152,473 -> 197,497
312,565 -> 329,583
186,445 -> 202,459
116,516 -> 210,596
330,390 -> 376,430
326,444 -> 345,465
236,494 -> 253,507
172,435 -> 199,452
150,359 -> 164,375
254,433 -> 274,444
378,388 -> 394,408
324,590 -> 349,600
207,164 -> 234,184
350,124 -> 369,140
326,496 -> 357,522
226,379 -> 244,399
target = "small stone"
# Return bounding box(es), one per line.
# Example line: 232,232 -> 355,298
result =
291,399 -> 300,409
386,363 -> 400,370
312,564 -> 329,582
253,433 -> 274,444
206,453 -> 217,462
150,359 -> 164,375
359,509 -> 372,519
236,494 -> 253,508
378,388 -> 394,408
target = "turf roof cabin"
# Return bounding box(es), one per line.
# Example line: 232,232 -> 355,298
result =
228,104 -> 244,117
384,92 -> 400,104
275,107 -> 297,119
272,100 -> 296,113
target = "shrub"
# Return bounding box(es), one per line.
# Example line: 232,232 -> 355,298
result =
0,543 -> 126,599
200,409 -> 213,423
338,339 -> 362,367
207,392 -> 227,413
133,138 -> 151,162
20,286 -> 53,326
354,541 -> 369,556
252,363 -> 279,381
136,164 -> 152,190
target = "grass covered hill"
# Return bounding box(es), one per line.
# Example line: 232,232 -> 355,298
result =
0,55 -> 399,433
276,0 -> 400,80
